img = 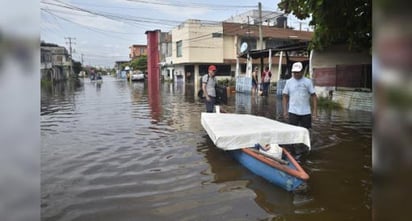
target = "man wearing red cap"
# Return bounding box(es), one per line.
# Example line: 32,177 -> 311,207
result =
202,65 -> 217,112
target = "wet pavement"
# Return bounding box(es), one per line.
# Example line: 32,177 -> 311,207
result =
41,76 -> 372,220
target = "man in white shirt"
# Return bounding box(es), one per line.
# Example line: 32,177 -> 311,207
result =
282,62 -> 318,129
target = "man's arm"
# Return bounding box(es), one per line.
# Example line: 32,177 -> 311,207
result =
311,93 -> 318,119
282,94 -> 289,119
202,82 -> 209,100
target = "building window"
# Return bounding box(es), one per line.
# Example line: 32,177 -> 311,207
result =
176,40 -> 182,57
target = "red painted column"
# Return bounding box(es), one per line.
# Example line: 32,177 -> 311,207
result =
146,30 -> 160,84
146,30 -> 161,122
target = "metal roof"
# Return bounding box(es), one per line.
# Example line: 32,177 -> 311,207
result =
238,41 -> 310,59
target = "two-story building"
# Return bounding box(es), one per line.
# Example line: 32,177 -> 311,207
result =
144,9 -> 371,111
154,16 -> 311,91
129,44 -> 147,60
41,42 -> 72,81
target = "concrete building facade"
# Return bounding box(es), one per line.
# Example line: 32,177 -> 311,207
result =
41,43 -> 72,81
129,44 -> 147,59
157,18 -> 312,93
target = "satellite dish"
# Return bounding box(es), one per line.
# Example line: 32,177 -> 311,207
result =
240,42 -> 248,53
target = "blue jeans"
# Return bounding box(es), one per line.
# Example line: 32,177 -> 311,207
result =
262,82 -> 270,96
205,96 -> 215,113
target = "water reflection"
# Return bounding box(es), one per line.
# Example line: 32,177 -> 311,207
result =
275,95 -> 283,119
148,79 -> 161,123
202,140 -> 296,216
234,92 -> 252,113
95,81 -> 102,92
41,76 -> 371,221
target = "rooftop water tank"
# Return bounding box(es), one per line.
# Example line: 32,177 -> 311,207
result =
276,16 -> 287,28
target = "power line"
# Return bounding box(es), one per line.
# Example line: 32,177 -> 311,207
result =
125,0 -> 256,9
41,9 -> 141,41
41,0 -> 304,66
41,0 -> 182,27
41,0 -> 285,43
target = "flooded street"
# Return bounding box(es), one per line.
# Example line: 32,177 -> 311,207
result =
41,76 -> 372,221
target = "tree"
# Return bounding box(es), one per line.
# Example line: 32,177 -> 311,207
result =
130,55 -> 147,71
278,0 -> 371,52
72,60 -> 82,74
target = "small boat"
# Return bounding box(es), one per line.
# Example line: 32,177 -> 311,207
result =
201,112 -> 311,191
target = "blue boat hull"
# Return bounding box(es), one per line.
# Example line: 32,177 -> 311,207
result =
230,149 -> 306,191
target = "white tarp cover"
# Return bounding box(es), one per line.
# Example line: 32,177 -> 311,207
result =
201,113 -> 311,150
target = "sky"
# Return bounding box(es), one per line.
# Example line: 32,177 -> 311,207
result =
40,0 -> 312,68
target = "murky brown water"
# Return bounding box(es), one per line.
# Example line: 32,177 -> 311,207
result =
41,76 -> 371,221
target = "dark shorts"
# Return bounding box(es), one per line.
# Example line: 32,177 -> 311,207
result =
289,113 -> 312,129
252,79 -> 257,87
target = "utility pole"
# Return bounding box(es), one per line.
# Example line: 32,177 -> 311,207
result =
258,2 -> 263,50
65,37 -> 76,76
258,2 -> 264,81
65,37 -> 76,56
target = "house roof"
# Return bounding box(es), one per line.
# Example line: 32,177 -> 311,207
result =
238,41 -> 310,59
130,44 -> 147,48
222,22 -> 313,40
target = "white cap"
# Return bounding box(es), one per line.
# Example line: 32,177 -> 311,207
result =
291,62 -> 303,72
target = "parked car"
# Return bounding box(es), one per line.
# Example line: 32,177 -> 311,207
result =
131,71 -> 145,81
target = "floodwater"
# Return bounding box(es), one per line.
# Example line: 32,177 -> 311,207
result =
41,76 -> 372,221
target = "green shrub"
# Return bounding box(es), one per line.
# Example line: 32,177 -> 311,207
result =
317,96 -> 342,109
41,79 -> 52,87
217,78 -> 236,87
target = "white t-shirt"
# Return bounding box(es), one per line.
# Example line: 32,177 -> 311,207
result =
282,77 -> 315,115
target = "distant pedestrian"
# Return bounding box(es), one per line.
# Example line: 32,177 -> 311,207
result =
261,66 -> 272,96
202,65 -> 217,113
90,69 -> 96,80
282,62 -> 318,129
251,66 -> 258,95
